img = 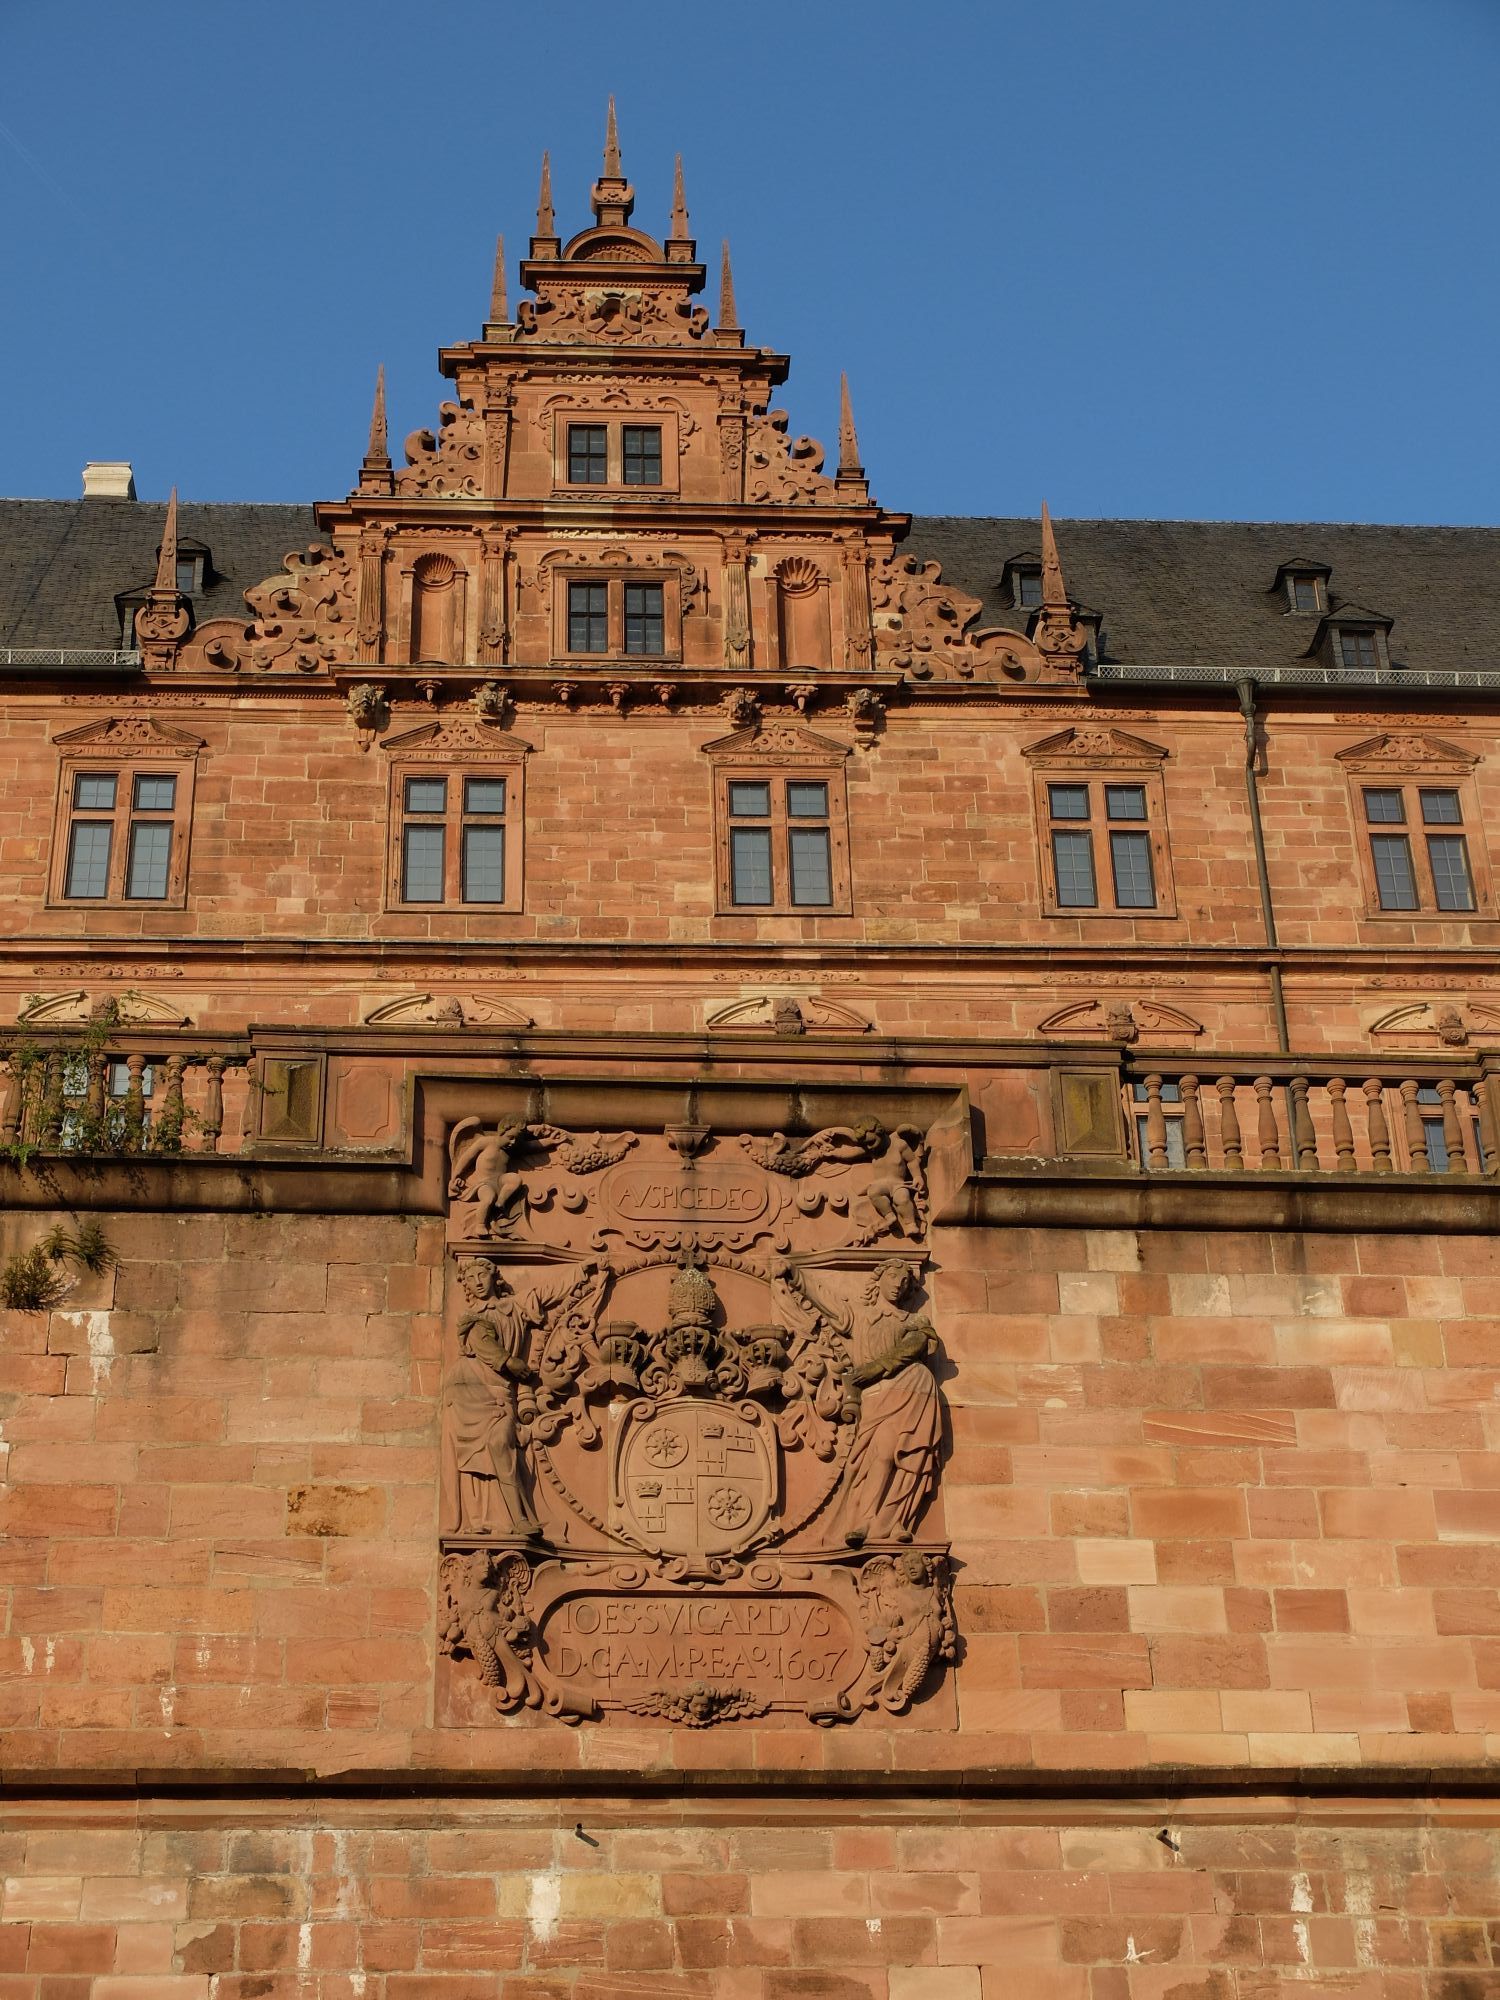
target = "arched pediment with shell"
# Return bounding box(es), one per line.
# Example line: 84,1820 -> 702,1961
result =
704,994 -> 874,1035
1036,998 -> 1204,1046
362,992 -> 535,1029
17,989 -> 193,1028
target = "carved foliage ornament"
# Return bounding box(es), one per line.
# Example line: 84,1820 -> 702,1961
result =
179,544 -> 358,676
437,1113 -> 953,1729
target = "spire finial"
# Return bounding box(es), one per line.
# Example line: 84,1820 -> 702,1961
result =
1040,500 -> 1069,610
838,373 -> 863,477
367,365 -> 388,462
153,488 -> 179,593
669,153 -> 689,240
489,234 -> 508,323
537,151 -> 555,238
603,96 -> 622,177
718,240 -> 739,329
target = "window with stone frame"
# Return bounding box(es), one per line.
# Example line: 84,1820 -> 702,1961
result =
705,723 -> 853,917
1024,727 -> 1177,919
383,729 -> 528,913
47,718 -> 201,911
555,572 -> 679,661
1337,736 -> 1489,920
553,413 -> 676,493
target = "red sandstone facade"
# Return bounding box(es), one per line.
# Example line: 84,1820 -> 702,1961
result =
1,112 -> 1498,1998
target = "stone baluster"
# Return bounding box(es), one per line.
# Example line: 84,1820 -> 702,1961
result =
1216,1076 -> 1244,1170
162,1055 -> 187,1151
1479,1081 -> 1499,1178
1142,1075 -> 1169,1170
202,1056 -> 226,1153
1399,1080 -> 1429,1173
1252,1076 -> 1283,1170
1327,1078 -> 1356,1172
1362,1080 -> 1393,1171
0,1060 -> 22,1146
1179,1075 -> 1206,1168
1438,1080 -> 1468,1175
86,1050 -> 106,1127
124,1053 -> 148,1146
1289,1076 -> 1318,1170
40,1053 -> 64,1147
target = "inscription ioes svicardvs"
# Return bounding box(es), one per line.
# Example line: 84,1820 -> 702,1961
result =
437,1111 -> 955,1726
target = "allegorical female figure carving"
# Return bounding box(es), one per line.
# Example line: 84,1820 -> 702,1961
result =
442,1258 -> 543,1538
835,1261 -> 941,1546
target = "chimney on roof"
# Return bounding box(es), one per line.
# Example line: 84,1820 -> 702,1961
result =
82,461 -> 136,499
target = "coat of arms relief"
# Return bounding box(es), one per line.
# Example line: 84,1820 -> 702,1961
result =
436,1095 -> 962,1727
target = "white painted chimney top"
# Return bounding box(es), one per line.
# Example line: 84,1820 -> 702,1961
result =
82,461 -> 137,499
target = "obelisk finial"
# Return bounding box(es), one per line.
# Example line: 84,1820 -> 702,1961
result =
489,235 -> 508,324
669,153 -> 689,240
718,240 -> 739,330
603,95 -> 622,177
153,487 -> 179,592
1040,500 -> 1069,610
537,150 -> 555,238
367,365 -> 388,462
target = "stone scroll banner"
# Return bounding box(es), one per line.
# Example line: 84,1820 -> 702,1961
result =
435,1091 -> 965,1726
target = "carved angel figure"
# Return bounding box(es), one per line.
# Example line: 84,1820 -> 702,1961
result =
833,1262 -> 941,1546
855,1550 -> 955,1712
439,1550 -> 592,1720
856,1124 -> 927,1242
447,1118 -> 533,1235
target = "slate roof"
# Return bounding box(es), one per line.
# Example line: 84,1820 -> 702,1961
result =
1,498 -> 1497,674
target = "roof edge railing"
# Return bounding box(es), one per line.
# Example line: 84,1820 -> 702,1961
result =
0,648 -> 143,670
1091,662 -> 1500,689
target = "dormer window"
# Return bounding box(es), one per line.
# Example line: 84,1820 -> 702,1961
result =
175,557 -> 198,595
1016,568 -> 1043,608
1338,627 -> 1381,671
1275,560 -> 1331,614
1001,555 -> 1044,610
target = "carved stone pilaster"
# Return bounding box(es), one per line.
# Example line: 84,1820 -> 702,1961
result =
717,390 -> 747,503
483,379 -> 515,498
723,537 -> 752,671
355,528 -> 387,660
479,531 -> 510,666
841,546 -> 873,672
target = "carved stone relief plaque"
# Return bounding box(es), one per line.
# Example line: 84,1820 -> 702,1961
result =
437,1107 -> 957,1726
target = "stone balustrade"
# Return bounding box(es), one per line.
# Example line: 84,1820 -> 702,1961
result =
0,1035 -> 252,1156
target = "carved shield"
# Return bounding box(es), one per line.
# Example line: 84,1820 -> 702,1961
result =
614,1402 -> 777,1556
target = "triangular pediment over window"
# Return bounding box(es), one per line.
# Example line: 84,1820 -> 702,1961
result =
1022,726 -> 1168,763
702,721 -> 852,760
1335,732 -> 1476,770
52,715 -> 206,751
381,719 -> 532,757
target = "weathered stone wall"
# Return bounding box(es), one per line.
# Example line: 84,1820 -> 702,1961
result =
0,1801 -> 1495,1996
3,1207 -> 1499,1776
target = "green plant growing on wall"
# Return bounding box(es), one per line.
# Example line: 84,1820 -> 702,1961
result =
1,995 -> 201,1162
0,1220 -> 115,1312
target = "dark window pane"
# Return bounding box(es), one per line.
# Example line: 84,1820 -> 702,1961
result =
789,826 -> 833,906
1131,1082 -> 1182,1103
1052,829 -> 1097,907
787,781 -> 829,819
107,1060 -> 153,1098
621,425 -> 662,486
175,557 -> 197,593
1420,788 -> 1462,825
126,821 -> 172,899
1428,834 -> 1475,911
1370,833 -> 1418,910
1048,784 -> 1090,822
1339,629 -> 1379,669
402,823 -> 445,902
728,781 -> 770,818
405,776 -> 447,815
1109,829 -> 1156,908
567,424 -> 607,483
1135,1114 -> 1187,1168
1016,571 -> 1042,607
729,825 -> 773,905
74,772 -> 116,810
1363,788 -> 1405,825
1291,576 -> 1321,612
623,582 -> 664,655
568,581 -> 608,652
464,777 -> 507,815
132,773 -> 176,811
1105,784 -> 1147,822
65,821 -> 113,898
462,824 -> 506,904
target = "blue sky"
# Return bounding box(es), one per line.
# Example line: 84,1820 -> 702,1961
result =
2,0 -> 1496,523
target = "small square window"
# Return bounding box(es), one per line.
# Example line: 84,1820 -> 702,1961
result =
1048,784 -> 1090,821
74,772 -> 117,811
405,776 -> 447,815
567,424 -> 608,484
1105,784 -> 1147,822
464,777 -> 507,815
1420,789 -> 1462,826
728,781 -> 771,818
132,773 -> 177,811
622,425 -> 662,486
787,781 -> 829,819
1363,788 -> 1405,825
